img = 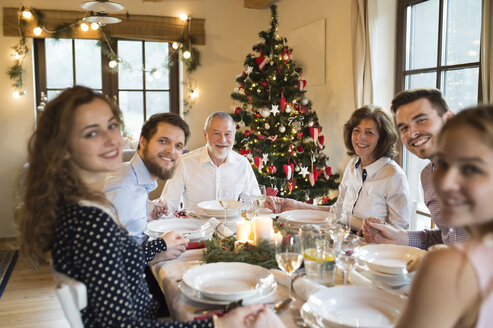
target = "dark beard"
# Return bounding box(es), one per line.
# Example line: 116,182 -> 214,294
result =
142,148 -> 177,180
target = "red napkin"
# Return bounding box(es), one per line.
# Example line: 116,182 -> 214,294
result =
194,309 -> 228,320
186,241 -> 205,250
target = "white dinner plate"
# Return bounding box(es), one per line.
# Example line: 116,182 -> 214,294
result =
147,218 -> 212,241
196,200 -> 241,218
182,262 -> 275,301
279,209 -> 329,225
300,286 -> 406,328
358,244 -> 427,275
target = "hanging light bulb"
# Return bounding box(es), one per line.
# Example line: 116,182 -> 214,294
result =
22,9 -> 32,19
33,27 -> 43,36
151,69 -> 161,79
172,42 -> 179,50
109,60 -> 118,68
80,22 -> 89,32
90,22 -> 100,30
12,90 -> 26,98
179,13 -> 188,21
183,50 -> 191,59
190,89 -> 199,99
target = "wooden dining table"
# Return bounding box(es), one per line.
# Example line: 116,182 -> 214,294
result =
151,248 -> 311,327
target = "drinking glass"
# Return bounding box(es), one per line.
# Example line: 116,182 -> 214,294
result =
303,228 -> 336,286
218,189 -> 236,223
275,232 -> 304,300
239,194 -> 258,221
336,237 -> 359,285
256,185 -> 267,207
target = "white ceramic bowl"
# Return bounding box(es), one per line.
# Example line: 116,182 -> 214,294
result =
358,244 -> 427,275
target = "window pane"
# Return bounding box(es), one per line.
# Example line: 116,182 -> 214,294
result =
145,42 -> 170,90
47,90 -> 64,101
45,39 -> 73,88
119,91 -> 144,140
146,91 -> 170,118
404,72 -> 437,89
441,67 -> 479,111
406,0 -> 439,70
441,0 -> 481,65
118,41 -> 143,89
75,39 -> 102,89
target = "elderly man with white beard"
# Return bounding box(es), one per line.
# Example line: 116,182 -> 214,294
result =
161,111 -> 260,213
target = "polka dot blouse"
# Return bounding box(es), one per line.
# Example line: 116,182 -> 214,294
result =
53,203 -> 213,328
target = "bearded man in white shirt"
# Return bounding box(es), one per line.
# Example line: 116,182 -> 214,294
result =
161,111 -> 260,212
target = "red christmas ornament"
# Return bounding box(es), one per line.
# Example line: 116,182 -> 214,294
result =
297,132 -> 303,139
299,106 -> 309,113
266,187 -> 278,197
240,148 -> 252,156
254,156 -> 263,172
244,130 -> 251,136
283,163 -> 295,180
255,113 -> 260,118
256,54 -> 268,71
261,80 -> 268,87
308,169 -> 323,187
268,165 -> 277,174
282,48 -> 291,63
280,96 -> 287,112
235,107 -> 242,115
324,167 -> 332,180
296,146 -> 304,153
297,79 -> 307,91
294,104 -> 299,110
286,179 -> 297,193
318,135 -> 325,147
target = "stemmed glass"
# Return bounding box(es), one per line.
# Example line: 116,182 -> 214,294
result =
239,194 -> 258,221
275,232 -> 304,300
218,189 -> 237,224
256,185 -> 267,207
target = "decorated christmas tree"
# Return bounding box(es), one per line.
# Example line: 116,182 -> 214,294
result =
230,5 -> 339,204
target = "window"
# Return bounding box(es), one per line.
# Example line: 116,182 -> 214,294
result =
34,38 -> 179,141
396,0 -> 482,228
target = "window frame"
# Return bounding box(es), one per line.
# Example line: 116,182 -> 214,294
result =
33,38 -> 179,119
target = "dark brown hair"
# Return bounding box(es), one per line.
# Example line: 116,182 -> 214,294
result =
343,105 -> 398,159
138,113 -> 190,149
391,88 -> 449,116
17,86 -> 123,264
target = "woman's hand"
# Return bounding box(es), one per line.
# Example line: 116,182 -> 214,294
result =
159,231 -> 188,260
215,304 -> 285,328
264,196 -> 303,213
361,217 -> 409,245
148,198 -> 169,220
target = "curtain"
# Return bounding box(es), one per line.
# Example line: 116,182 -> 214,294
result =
481,0 -> 492,103
352,0 -> 373,109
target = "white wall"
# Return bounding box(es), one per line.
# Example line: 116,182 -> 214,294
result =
0,0 -> 396,238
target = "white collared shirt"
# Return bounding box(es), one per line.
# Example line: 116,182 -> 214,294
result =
332,156 -> 410,229
161,146 -> 260,212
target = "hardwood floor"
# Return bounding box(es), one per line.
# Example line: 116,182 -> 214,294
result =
0,239 -> 69,328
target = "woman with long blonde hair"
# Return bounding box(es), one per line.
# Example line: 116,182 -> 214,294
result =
17,86 -> 276,327
396,105 -> 493,328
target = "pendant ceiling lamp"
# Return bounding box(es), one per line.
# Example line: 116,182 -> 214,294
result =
81,0 -> 124,25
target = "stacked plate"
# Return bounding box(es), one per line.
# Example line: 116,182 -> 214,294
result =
147,218 -> 213,242
300,286 -> 406,327
279,209 -> 329,225
180,262 -> 277,305
358,244 -> 426,286
195,200 -> 241,220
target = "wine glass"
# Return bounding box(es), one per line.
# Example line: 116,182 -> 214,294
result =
256,185 -> 267,207
336,238 -> 358,285
275,232 -> 304,300
239,194 -> 257,221
218,189 -> 237,224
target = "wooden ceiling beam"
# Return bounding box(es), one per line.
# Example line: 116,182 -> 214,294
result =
244,0 -> 274,9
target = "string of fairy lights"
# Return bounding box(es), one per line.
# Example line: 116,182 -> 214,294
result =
9,5 -> 201,105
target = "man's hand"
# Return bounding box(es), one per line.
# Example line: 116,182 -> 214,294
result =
148,198 -> 169,221
361,217 -> 409,245
264,196 -> 301,213
159,231 -> 189,260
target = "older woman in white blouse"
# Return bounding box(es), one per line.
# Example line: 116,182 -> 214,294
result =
266,105 -> 410,230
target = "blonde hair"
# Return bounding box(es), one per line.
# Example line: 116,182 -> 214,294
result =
16,86 -> 123,265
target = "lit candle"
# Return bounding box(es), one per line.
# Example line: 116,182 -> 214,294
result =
236,221 -> 252,242
254,216 -> 273,241
271,231 -> 283,245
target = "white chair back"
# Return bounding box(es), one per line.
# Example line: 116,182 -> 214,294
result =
52,270 -> 87,328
